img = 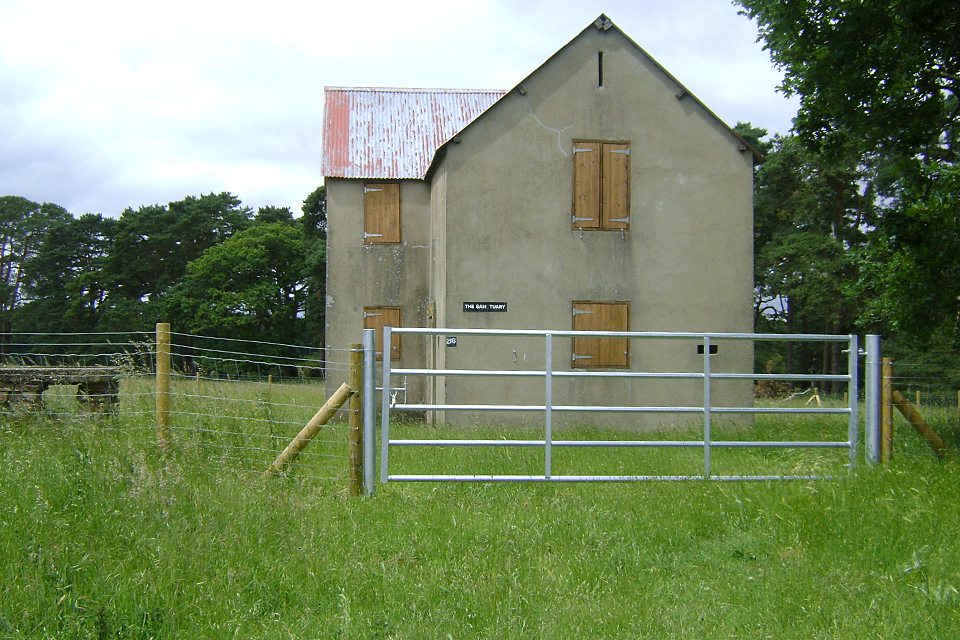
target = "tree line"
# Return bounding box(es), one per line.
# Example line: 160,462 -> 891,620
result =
735,0 -> 960,391
0,188 -> 327,350
2,0 -> 957,387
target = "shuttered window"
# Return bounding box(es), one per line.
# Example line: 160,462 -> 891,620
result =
572,141 -> 630,231
571,301 -> 629,368
364,183 -> 401,244
363,306 -> 402,360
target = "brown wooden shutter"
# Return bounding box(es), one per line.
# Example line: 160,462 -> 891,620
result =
364,183 -> 401,244
572,301 -> 629,368
572,142 -> 601,229
601,142 -> 630,230
363,306 -> 402,360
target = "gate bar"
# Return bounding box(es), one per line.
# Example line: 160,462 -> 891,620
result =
380,326 -> 392,484
848,334 -> 860,466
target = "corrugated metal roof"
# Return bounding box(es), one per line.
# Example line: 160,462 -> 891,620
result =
322,87 -> 506,179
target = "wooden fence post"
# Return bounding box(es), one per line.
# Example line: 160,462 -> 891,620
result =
880,358 -> 893,466
265,383 -> 354,476
891,390 -> 951,461
348,343 -> 363,497
156,323 -> 172,453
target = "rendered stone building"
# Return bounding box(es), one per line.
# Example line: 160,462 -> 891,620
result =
322,15 -> 756,427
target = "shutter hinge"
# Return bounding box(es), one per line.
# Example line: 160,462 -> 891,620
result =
573,147 -> 596,153
608,218 -> 630,223
610,149 -> 631,155
363,312 -> 383,318
572,355 -> 594,360
364,233 -> 383,239
364,187 -> 383,193
572,309 -> 594,316
572,216 -> 596,222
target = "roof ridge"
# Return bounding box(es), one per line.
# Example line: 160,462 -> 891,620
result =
324,86 -> 506,94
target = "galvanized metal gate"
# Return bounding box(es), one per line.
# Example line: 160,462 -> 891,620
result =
361,329 -> 883,495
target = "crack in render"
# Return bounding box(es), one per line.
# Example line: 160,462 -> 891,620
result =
522,95 -> 573,157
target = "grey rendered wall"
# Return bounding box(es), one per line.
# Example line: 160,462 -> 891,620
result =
431,25 -> 755,428
324,178 -> 432,405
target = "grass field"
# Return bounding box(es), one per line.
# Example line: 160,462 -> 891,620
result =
2,382 -> 959,639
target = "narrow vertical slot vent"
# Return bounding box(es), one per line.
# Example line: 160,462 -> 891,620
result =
598,51 -> 604,87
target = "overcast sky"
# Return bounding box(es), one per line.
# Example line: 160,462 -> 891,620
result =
0,0 -> 797,218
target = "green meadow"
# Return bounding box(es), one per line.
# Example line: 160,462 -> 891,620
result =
2,382 -> 959,639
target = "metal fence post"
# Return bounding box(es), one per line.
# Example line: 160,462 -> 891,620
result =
380,326 -> 392,485
363,328 -> 376,496
864,335 -> 881,464
847,334 -> 859,467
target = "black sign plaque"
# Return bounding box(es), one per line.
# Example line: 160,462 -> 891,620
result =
462,302 -> 507,312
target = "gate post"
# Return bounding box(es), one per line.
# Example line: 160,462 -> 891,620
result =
362,328 -> 376,496
864,335 -> 881,464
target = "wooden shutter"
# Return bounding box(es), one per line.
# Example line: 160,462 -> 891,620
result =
363,306 -> 402,360
364,183 -> 401,244
601,143 -> 630,230
572,142 -> 601,229
572,301 -> 629,368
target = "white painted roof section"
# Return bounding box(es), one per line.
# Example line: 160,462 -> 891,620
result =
322,87 -> 506,180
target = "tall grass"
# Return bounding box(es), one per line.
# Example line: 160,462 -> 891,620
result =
1,384 -> 959,639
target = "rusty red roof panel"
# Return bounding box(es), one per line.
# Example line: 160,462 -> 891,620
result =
322,87 -> 506,179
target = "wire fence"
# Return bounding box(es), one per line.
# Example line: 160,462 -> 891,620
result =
885,361 -> 960,462
3,330 -> 956,476
0,330 -> 357,486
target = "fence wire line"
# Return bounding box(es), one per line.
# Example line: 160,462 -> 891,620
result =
170,331 -> 324,351
185,439 -> 351,460
170,391 -> 338,411
170,411 -> 352,434
170,345 -> 320,366
177,425 -> 350,448
1,329 -> 355,483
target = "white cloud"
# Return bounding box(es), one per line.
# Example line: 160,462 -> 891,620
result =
0,0 -> 795,217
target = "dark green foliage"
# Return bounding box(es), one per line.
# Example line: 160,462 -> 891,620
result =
255,205 -> 295,225
737,0 -> 960,352
0,189 -> 326,351
751,131 -> 874,382
165,223 -> 311,345
301,185 -> 326,239
0,197 -> 69,337
15,213 -> 115,334
107,192 -> 252,311
735,0 -> 959,157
